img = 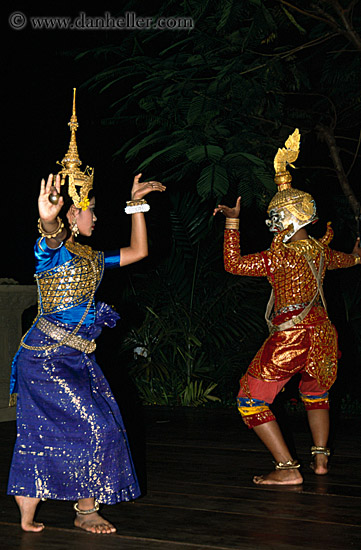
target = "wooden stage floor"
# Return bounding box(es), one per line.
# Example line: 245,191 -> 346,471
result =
0,407 -> 360,549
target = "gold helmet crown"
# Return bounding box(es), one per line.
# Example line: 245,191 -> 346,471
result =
265,129 -> 317,239
267,128 -> 315,222
57,88 -> 94,210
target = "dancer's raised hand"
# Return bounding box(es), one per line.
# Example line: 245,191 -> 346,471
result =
38,174 -> 63,222
213,196 -> 241,218
131,173 -> 166,201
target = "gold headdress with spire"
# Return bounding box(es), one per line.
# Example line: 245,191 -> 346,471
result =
265,129 -> 317,239
57,88 -> 94,210
267,128 -> 316,224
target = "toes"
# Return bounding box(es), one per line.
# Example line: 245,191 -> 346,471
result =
74,512 -> 116,534
22,522 -> 45,532
83,521 -> 116,534
252,471 -> 303,486
95,525 -> 116,534
253,475 -> 264,485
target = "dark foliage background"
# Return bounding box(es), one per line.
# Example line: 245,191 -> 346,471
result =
3,0 -> 361,411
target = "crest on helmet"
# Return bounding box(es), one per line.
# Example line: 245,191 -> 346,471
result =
266,129 -> 317,240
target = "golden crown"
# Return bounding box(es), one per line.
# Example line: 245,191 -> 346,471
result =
268,128 -> 314,216
57,88 -> 94,210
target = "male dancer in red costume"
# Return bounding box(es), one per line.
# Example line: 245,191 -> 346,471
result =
214,129 -> 361,485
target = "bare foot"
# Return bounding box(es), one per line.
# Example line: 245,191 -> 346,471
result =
74,512 -> 116,534
15,495 -> 44,532
310,453 -> 329,475
253,468 -> 303,486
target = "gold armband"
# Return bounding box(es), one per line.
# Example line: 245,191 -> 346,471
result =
225,218 -> 239,230
38,216 -> 64,238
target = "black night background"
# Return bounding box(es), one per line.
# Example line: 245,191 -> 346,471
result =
1,2 -> 361,546
3,0 -> 361,415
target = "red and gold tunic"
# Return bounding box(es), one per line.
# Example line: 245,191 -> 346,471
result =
224,223 -> 358,391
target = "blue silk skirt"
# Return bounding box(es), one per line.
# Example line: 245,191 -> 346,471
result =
7,303 -> 140,504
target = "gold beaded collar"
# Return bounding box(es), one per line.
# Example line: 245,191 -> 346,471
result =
284,237 -> 324,260
65,241 -> 97,261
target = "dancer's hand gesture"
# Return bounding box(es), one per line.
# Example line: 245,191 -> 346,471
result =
213,196 -> 241,218
38,174 -> 63,222
131,173 -> 166,201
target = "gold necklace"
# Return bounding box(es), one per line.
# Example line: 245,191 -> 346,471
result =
284,237 -> 323,260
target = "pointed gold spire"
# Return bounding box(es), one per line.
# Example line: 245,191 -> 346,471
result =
61,88 -> 81,171
267,128 -> 316,228
57,88 -> 94,210
273,128 -> 300,190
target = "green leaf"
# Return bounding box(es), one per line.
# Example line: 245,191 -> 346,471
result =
136,141 -> 187,171
186,145 -> 224,163
180,380 -> 220,407
223,151 -> 264,167
197,164 -> 229,199
281,6 -> 307,35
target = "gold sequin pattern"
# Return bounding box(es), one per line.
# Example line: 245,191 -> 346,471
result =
224,228 -> 357,312
224,225 -> 357,393
36,244 -> 104,315
243,309 -> 338,390
224,229 -> 267,276
240,409 -> 275,428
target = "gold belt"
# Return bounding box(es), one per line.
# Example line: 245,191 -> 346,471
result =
273,302 -> 309,318
36,317 -> 96,354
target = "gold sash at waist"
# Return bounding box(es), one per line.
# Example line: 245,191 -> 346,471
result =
37,317 -> 96,354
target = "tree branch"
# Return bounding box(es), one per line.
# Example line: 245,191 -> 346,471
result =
346,130 -> 361,177
238,32 -> 336,76
278,1 -> 337,26
280,0 -> 361,51
316,124 -> 360,216
322,0 -> 361,50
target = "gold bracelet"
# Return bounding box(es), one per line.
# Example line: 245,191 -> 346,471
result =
126,199 -> 148,206
353,254 -> 361,265
38,216 -> 64,238
225,218 -> 239,230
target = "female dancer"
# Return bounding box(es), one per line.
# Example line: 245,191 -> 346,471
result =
7,92 -> 165,533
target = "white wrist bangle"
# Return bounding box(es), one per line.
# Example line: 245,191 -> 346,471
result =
124,199 -> 150,214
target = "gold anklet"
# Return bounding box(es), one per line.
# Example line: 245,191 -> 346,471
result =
311,446 -> 330,456
274,459 -> 300,470
73,500 -> 100,515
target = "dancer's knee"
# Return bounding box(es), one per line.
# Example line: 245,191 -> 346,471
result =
299,390 -> 329,411
237,397 -> 275,428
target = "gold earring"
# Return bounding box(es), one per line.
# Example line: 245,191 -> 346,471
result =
71,219 -> 79,237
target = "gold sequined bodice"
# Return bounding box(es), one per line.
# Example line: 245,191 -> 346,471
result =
224,225 -> 357,312
261,243 -> 323,311
36,242 -> 104,315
